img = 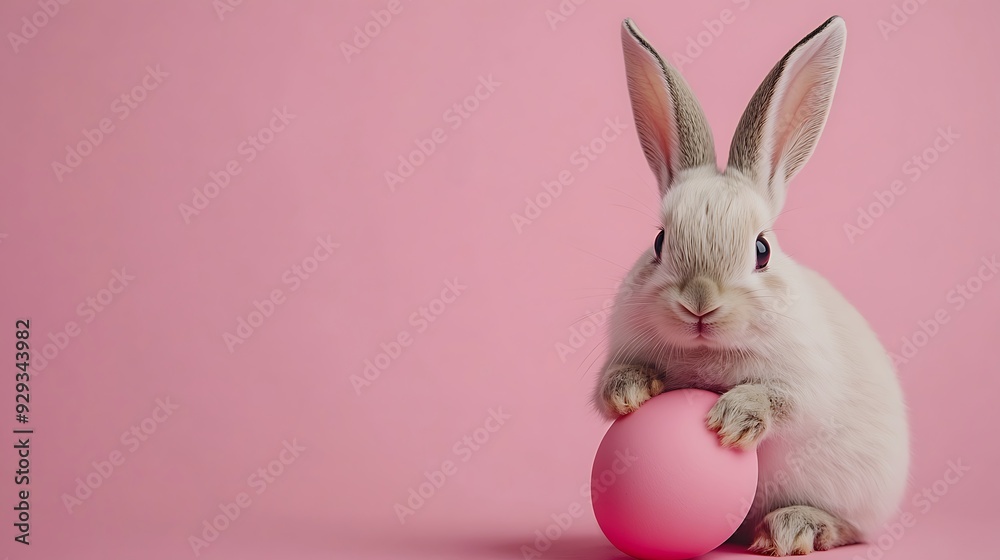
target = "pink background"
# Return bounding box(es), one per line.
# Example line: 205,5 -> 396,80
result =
1,0 -> 998,558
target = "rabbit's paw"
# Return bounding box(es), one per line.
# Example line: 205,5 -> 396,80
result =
598,364 -> 663,417
707,384 -> 780,449
749,505 -> 857,556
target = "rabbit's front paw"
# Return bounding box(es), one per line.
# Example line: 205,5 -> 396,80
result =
707,384 -> 780,449
599,364 -> 663,417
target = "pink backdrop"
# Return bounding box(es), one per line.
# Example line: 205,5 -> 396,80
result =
1,1 -> 997,559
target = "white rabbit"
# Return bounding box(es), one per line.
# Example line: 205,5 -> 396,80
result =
593,16 -> 909,555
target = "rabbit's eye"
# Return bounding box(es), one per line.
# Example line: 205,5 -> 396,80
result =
653,229 -> 665,261
755,235 -> 770,270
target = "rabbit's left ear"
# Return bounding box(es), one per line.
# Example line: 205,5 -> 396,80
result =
728,16 -> 846,213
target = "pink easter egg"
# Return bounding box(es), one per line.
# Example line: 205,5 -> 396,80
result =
592,389 -> 758,559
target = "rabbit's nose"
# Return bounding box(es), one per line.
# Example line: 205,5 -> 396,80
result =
678,276 -> 720,317
679,302 -> 719,320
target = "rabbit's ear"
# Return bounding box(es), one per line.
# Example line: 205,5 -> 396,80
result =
622,19 -> 716,195
728,16 -> 846,213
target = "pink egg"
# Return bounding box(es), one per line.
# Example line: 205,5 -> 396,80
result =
592,389 -> 758,559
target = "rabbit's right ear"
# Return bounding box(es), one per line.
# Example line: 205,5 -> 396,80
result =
622,19 -> 716,196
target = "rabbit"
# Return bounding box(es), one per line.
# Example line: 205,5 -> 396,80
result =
592,16 -> 910,556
